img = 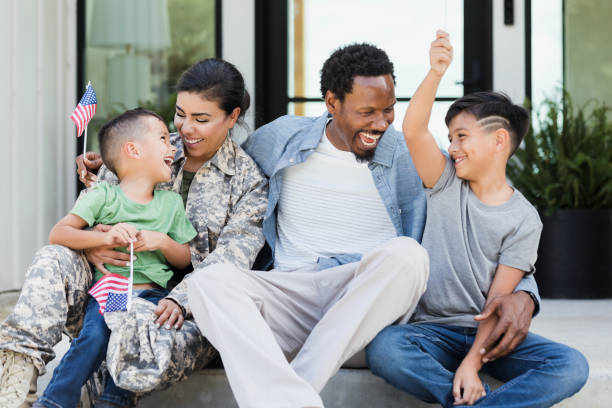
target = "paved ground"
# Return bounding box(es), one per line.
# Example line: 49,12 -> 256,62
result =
1,291 -> 610,406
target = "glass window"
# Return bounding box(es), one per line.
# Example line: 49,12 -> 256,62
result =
287,0 -> 463,149
531,0 -> 562,113
564,0 -> 612,107
83,0 -> 217,150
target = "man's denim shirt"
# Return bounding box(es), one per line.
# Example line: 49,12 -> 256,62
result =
243,112 -> 541,312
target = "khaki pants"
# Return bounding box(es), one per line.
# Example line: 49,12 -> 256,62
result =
187,237 -> 429,408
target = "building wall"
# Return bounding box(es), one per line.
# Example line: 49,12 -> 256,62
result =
0,0 -> 77,291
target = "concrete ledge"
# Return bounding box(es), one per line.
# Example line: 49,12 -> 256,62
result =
140,368 -> 437,407
1,294 -> 607,407
138,299 -> 611,407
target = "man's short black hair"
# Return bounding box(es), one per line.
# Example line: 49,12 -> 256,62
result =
320,43 -> 395,101
97,108 -> 164,174
445,92 -> 530,156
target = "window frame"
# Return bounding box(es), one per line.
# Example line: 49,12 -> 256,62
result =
75,0 -> 223,192
255,0 -> 493,128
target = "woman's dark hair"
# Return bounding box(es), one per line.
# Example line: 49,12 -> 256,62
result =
445,91 -> 530,156
176,58 -> 250,118
320,43 -> 395,101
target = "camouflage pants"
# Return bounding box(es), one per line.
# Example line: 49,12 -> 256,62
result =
0,245 -> 217,396
0,245 -> 92,375
91,298 -> 217,396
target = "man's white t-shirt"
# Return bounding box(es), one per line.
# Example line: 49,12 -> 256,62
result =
274,126 -> 397,271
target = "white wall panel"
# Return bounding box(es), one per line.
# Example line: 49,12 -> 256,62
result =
0,0 -> 77,291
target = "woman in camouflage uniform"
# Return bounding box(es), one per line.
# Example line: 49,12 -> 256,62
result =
0,59 -> 268,407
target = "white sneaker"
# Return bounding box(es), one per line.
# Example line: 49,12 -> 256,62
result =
0,350 -> 38,408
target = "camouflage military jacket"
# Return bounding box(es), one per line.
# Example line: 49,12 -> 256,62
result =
97,133 -> 268,315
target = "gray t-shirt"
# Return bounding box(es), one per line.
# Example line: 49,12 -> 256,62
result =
410,158 -> 542,328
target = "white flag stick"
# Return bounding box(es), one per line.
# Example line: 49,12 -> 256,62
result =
83,126 -> 88,159
127,241 -> 134,311
82,81 -> 92,159
444,0 -> 448,31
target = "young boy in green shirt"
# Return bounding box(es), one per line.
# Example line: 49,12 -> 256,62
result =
33,108 -> 196,408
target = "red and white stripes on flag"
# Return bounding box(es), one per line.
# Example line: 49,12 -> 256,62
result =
88,273 -> 129,314
70,83 -> 97,137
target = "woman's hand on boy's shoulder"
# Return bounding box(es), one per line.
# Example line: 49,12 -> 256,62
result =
475,291 -> 535,362
76,152 -> 103,188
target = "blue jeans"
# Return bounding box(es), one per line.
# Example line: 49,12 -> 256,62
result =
366,323 -> 589,408
36,288 -> 169,408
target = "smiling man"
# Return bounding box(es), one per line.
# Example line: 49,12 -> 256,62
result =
185,43 -> 541,408
184,44 -> 428,408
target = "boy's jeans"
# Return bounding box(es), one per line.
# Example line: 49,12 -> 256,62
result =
36,287 -> 169,408
366,323 -> 589,408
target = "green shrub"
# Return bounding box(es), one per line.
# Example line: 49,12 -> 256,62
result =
507,92 -> 612,215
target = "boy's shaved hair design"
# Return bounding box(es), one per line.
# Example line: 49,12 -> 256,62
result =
97,108 -> 164,174
445,92 -> 530,156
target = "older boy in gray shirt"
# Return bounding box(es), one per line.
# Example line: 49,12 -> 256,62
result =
411,157 -> 542,329
366,31 -> 588,408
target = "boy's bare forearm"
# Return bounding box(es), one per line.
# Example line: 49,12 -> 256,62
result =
463,315 -> 498,370
49,225 -> 107,249
159,239 -> 192,269
464,264 -> 527,369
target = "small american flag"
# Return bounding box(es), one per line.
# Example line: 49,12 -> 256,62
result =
88,273 -> 130,314
70,83 -> 97,137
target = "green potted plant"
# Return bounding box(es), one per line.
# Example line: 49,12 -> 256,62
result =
508,92 -> 612,298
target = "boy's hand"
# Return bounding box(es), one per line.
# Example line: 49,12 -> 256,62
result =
453,360 -> 486,405
133,230 -> 168,252
104,223 -> 138,247
430,30 -> 453,77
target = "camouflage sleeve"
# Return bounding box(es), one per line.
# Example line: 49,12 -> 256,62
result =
96,164 -> 119,185
166,169 -> 268,317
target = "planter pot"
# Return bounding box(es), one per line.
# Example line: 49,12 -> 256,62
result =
535,209 -> 612,298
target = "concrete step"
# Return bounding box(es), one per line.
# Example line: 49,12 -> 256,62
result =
137,299 -> 611,407
1,294 -> 609,407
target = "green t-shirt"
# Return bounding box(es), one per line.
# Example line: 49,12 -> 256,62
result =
71,182 -> 197,288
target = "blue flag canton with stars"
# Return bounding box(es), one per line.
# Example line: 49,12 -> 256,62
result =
105,291 -> 129,313
80,84 -> 97,106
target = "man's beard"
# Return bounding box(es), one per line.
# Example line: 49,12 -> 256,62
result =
352,129 -> 382,163
354,150 -> 375,163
